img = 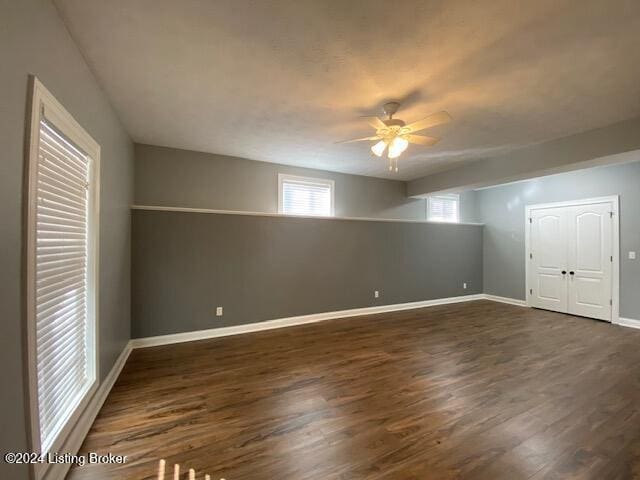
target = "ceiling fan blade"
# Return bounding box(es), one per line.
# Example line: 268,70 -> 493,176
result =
361,116 -> 388,131
404,111 -> 452,133
335,135 -> 381,144
406,134 -> 440,146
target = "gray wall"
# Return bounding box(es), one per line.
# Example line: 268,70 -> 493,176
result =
477,159 -> 640,319
0,0 -> 133,476
458,190 -> 480,225
135,144 -> 429,220
132,210 -> 483,338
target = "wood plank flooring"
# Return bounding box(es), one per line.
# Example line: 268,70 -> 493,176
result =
68,301 -> 640,479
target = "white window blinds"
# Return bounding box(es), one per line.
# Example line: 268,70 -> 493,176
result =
35,119 -> 95,454
428,194 -> 460,223
279,175 -> 334,216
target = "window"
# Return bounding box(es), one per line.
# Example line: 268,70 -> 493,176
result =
427,194 -> 460,223
278,174 -> 334,216
26,78 -> 100,463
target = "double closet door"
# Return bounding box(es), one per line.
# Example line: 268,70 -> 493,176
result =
528,200 -> 615,322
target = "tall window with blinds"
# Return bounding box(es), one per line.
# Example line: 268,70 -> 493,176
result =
26,78 -> 100,464
427,194 -> 460,223
278,174 -> 334,217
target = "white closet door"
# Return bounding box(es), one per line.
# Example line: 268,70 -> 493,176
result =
530,207 -> 568,313
566,203 -> 612,321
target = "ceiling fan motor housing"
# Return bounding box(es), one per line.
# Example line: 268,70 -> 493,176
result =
382,118 -> 406,128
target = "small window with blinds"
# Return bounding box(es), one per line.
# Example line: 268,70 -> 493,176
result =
26,78 -> 100,463
278,174 -> 334,216
427,194 -> 460,223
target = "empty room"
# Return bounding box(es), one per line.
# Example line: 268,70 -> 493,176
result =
2,0 -> 640,479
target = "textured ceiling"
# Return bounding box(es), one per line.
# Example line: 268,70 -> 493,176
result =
54,0 -> 640,180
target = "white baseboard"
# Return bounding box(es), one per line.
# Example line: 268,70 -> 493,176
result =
43,341 -> 132,480
483,294 -> 528,307
131,294 -> 488,348
615,317 -> 640,330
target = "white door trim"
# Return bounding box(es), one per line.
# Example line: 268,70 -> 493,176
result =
525,196 -> 619,323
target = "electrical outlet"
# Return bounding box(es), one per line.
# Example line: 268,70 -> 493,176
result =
215,306 -> 223,317
374,290 -> 379,298
629,251 -> 637,260
463,282 -> 467,290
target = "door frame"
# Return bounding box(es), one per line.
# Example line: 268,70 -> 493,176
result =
525,196 -> 620,323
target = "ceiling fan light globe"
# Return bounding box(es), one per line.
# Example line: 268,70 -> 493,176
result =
371,139 -> 388,157
388,136 -> 409,159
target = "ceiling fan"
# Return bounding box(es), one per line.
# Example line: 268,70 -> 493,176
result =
337,102 -> 452,172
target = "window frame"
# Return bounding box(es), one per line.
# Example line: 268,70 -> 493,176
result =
24,76 -> 100,478
427,193 -> 460,223
278,173 -> 335,217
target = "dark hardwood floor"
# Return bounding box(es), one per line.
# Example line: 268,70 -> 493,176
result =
68,300 -> 640,479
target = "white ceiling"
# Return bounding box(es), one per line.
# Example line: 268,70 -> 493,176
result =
54,0 -> 640,180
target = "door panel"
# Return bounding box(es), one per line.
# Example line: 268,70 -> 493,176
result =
567,204 -> 612,321
574,277 -> 606,306
537,274 -> 565,303
575,213 -> 603,271
529,207 -> 567,313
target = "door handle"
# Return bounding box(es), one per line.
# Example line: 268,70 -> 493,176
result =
561,270 -> 567,275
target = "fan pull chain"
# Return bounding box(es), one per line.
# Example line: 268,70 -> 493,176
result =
158,459 -> 165,480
